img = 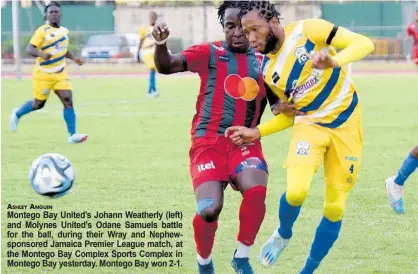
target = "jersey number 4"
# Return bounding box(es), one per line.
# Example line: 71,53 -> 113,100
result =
349,164 -> 354,174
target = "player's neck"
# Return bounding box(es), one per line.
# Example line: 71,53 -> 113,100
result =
47,22 -> 60,28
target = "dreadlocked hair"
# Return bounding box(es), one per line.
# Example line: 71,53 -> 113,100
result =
44,1 -> 60,13
237,1 -> 280,22
217,1 -> 247,26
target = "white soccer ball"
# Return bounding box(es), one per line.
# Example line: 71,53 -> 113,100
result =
29,153 -> 75,197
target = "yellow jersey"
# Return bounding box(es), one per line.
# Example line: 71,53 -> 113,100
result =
262,19 -> 359,128
29,24 -> 70,76
139,25 -> 156,55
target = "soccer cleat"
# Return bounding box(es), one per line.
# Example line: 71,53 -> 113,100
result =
385,176 -> 405,214
259,229 -> 290,267
198,260 -> 215,274
68,133 -> 88,144
147,91 -> 160,98
9,108 -> 20,131
231,250 -> 254,274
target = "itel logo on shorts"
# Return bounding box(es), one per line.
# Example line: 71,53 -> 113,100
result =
198,161 -> 216,173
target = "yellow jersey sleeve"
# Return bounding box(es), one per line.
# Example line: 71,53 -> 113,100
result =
139,26 -> 147,39
29,27 -> 45,48
256,114 -> 294,137
303,19 -> 375,67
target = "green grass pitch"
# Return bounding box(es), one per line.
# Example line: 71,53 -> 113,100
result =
2,74 -> 418,273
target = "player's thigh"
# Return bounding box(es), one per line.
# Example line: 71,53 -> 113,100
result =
33,77 -> 55,101
54,78 -> 72,94
228,140 -> 268,193
323,184 -> 349,222
413,47 -> 418,65
324,121 -> 363,191
189,138 -> 229,192
285,123 -> 329,170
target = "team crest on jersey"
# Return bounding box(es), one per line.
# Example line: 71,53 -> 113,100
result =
296,140 -> 310,156
294,46 -> 310,65
224,74 -> 259,102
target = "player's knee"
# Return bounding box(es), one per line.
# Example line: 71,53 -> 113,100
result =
32,100 -> 46,110
411,145 -> 418,158
324,203 -> 345,222
286,188 -> 308,206
197,199 -> 222,223
61,96 -> 73,108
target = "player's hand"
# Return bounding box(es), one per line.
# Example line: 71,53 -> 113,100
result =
271,101 -> 306,116
41,53 -> 52,60
152,22 -> 170,42
74,57 -> 83,66
225,126 -> 261,146
311,50 -> 338,69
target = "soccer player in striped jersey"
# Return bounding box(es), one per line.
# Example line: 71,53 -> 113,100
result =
153,2 -> 302,273
226,1 -> 375,273
9,1 -> 87,144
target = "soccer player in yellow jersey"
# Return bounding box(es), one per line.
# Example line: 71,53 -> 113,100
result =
225,1 -> 375,273
138,11 -> 159,97
9,1 -> 87,144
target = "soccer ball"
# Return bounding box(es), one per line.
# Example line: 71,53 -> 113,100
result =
29,153 -> 75,197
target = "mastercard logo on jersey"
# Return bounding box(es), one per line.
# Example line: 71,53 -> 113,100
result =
224,74 -> 259,101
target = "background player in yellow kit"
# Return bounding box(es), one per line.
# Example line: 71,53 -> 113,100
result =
138,11 -> 159,97
226,1 -> 375,273
9,1 -> 87,144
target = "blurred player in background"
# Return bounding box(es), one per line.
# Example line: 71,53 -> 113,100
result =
153,2 -> 301,273
405,8 -> 418,68
138,11 -> 159,97
9,1 -> 87,144
385,145 -> 418,214
226,1 -> 374,273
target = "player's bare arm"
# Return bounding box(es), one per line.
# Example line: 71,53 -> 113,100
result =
65,51 -> 83,65
153,22 -> 185,74
26,44 -> 51,60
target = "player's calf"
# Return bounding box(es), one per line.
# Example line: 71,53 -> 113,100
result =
10,99 -> 46,132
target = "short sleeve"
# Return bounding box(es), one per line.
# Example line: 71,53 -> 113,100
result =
139,27 -> 147,39
179,43 -> 211,73
30,27 -> 45,48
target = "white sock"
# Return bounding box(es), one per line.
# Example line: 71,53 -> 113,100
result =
197,254 -> 212,265
234,242 -> 251,258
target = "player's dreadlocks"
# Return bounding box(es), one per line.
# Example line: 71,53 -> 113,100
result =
237,1 -> 281,22
217,1 -> 246,26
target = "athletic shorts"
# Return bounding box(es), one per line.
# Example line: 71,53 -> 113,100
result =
189,136 -> 268,191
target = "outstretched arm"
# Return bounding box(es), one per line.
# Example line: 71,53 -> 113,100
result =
152,22 -> 186,74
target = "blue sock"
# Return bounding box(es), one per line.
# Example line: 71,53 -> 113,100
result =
16,100 -> 34,118
301,217 -> 342,274
149,70 -> 156,93
394,153 -> 418,186
278,192 -> 301,239
63,108 -> 76,136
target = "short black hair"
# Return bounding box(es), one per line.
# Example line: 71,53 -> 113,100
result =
217,1 -> 245,26
44,1 -> 60,13
237,1 -> 281,22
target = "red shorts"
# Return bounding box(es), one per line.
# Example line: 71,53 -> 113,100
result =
189,136 -> 268,191
413,46 -> 418,65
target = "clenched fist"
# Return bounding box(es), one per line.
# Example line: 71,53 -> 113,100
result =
152,22 -> 170,43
